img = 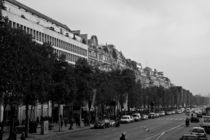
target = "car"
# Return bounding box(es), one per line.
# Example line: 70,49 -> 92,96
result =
141,114 -> 148,120
132,113 -> 141,121
166,111 -> 172,115
186,108 -> 191,115
130,115 -> 135,122
191,127 -> 208,140
148,112 -> 155,119
94,119 -> 110,129
155,113 -> 160,117
171,110 -> 176,114
109,120 -> 116,127
191,113 -> 200,123
180,134 -> 199,140
159,111 -> 165,116
120,115 -> 133,123
176,109 -> 183,114
194,109 -> 202,118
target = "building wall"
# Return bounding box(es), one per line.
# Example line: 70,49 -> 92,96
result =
1,0 -> 88,121
2,0 -> 88,65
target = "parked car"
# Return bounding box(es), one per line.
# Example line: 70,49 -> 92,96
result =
176,109 -> 183,114
94,119 -> 110,129
191,127 -> 208,140
142,114 -> 148,120
165,111 -> 172,115
130,115 -> 135,122
156,113 -> 160,117
132,113 -> 141,121
159,111 -> 165,116
171,110 -> 176,114
109,120 -> 116,127
120,115 -> 133,123
148,112 -> 156,119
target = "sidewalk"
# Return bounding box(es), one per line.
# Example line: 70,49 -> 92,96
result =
28,123 -> 91,140
2,123 -> 92,140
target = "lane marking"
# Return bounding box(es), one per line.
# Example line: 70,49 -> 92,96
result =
155,124 -> 183,140
155,132 -> 165,140
144,124 -> 183,140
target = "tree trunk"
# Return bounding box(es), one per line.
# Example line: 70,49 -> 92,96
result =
58,104 -> 61,132
40,103 -> 44,135
0,104 -> 7,140
25,103 -> 29,137
8,105 -> 16,140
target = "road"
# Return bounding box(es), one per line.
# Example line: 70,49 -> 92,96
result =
46,114 -> 208,140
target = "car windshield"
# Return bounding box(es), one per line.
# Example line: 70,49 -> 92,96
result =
192,129 -> 204,133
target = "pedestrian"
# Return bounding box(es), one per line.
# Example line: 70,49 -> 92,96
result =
60,115 -> 63,128
185,117 -> 190,127
61,119 -> 63,128
69,118 -> 74,130
75,117 -> 80,127
120,132 -> 126,140
64,119 -> 68,127
21,132 -> 25,140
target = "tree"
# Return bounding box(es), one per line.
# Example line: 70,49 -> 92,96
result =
0,21 -> 57,138
0,22 -> 36,139
49,55 -> 76,131
74,58 -> 93,107
120,69 -> 136,111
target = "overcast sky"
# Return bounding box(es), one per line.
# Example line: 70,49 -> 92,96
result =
18,0 -> 210,96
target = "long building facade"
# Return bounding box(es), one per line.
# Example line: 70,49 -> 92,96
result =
0,0 -> 89,122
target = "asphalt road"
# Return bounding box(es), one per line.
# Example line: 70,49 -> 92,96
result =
46,113 -> 207,140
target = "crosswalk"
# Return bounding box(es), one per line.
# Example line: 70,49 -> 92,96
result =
156,118 -> 185,121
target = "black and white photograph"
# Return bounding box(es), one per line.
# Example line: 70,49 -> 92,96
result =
0,0 -> 210,140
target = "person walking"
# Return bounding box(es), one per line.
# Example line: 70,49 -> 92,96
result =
185,117 -> 190,127
120,132 -> 126,140
21,132 -> 25,140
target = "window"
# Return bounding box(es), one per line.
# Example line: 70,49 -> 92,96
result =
36,31 -> 39,40
26,27 -> 29,34
8,20 -> 12,26
41,33 -> 44,42
23,26 -> 26,32
12,22 -> 16,28
32,30 -> 35,38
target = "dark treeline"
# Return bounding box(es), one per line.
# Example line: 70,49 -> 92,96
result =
0,20 -> 209,139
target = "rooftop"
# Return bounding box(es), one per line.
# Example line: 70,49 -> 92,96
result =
5,0 -> 71,32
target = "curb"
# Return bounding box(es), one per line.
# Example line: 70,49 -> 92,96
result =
29,127 -> 91,140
